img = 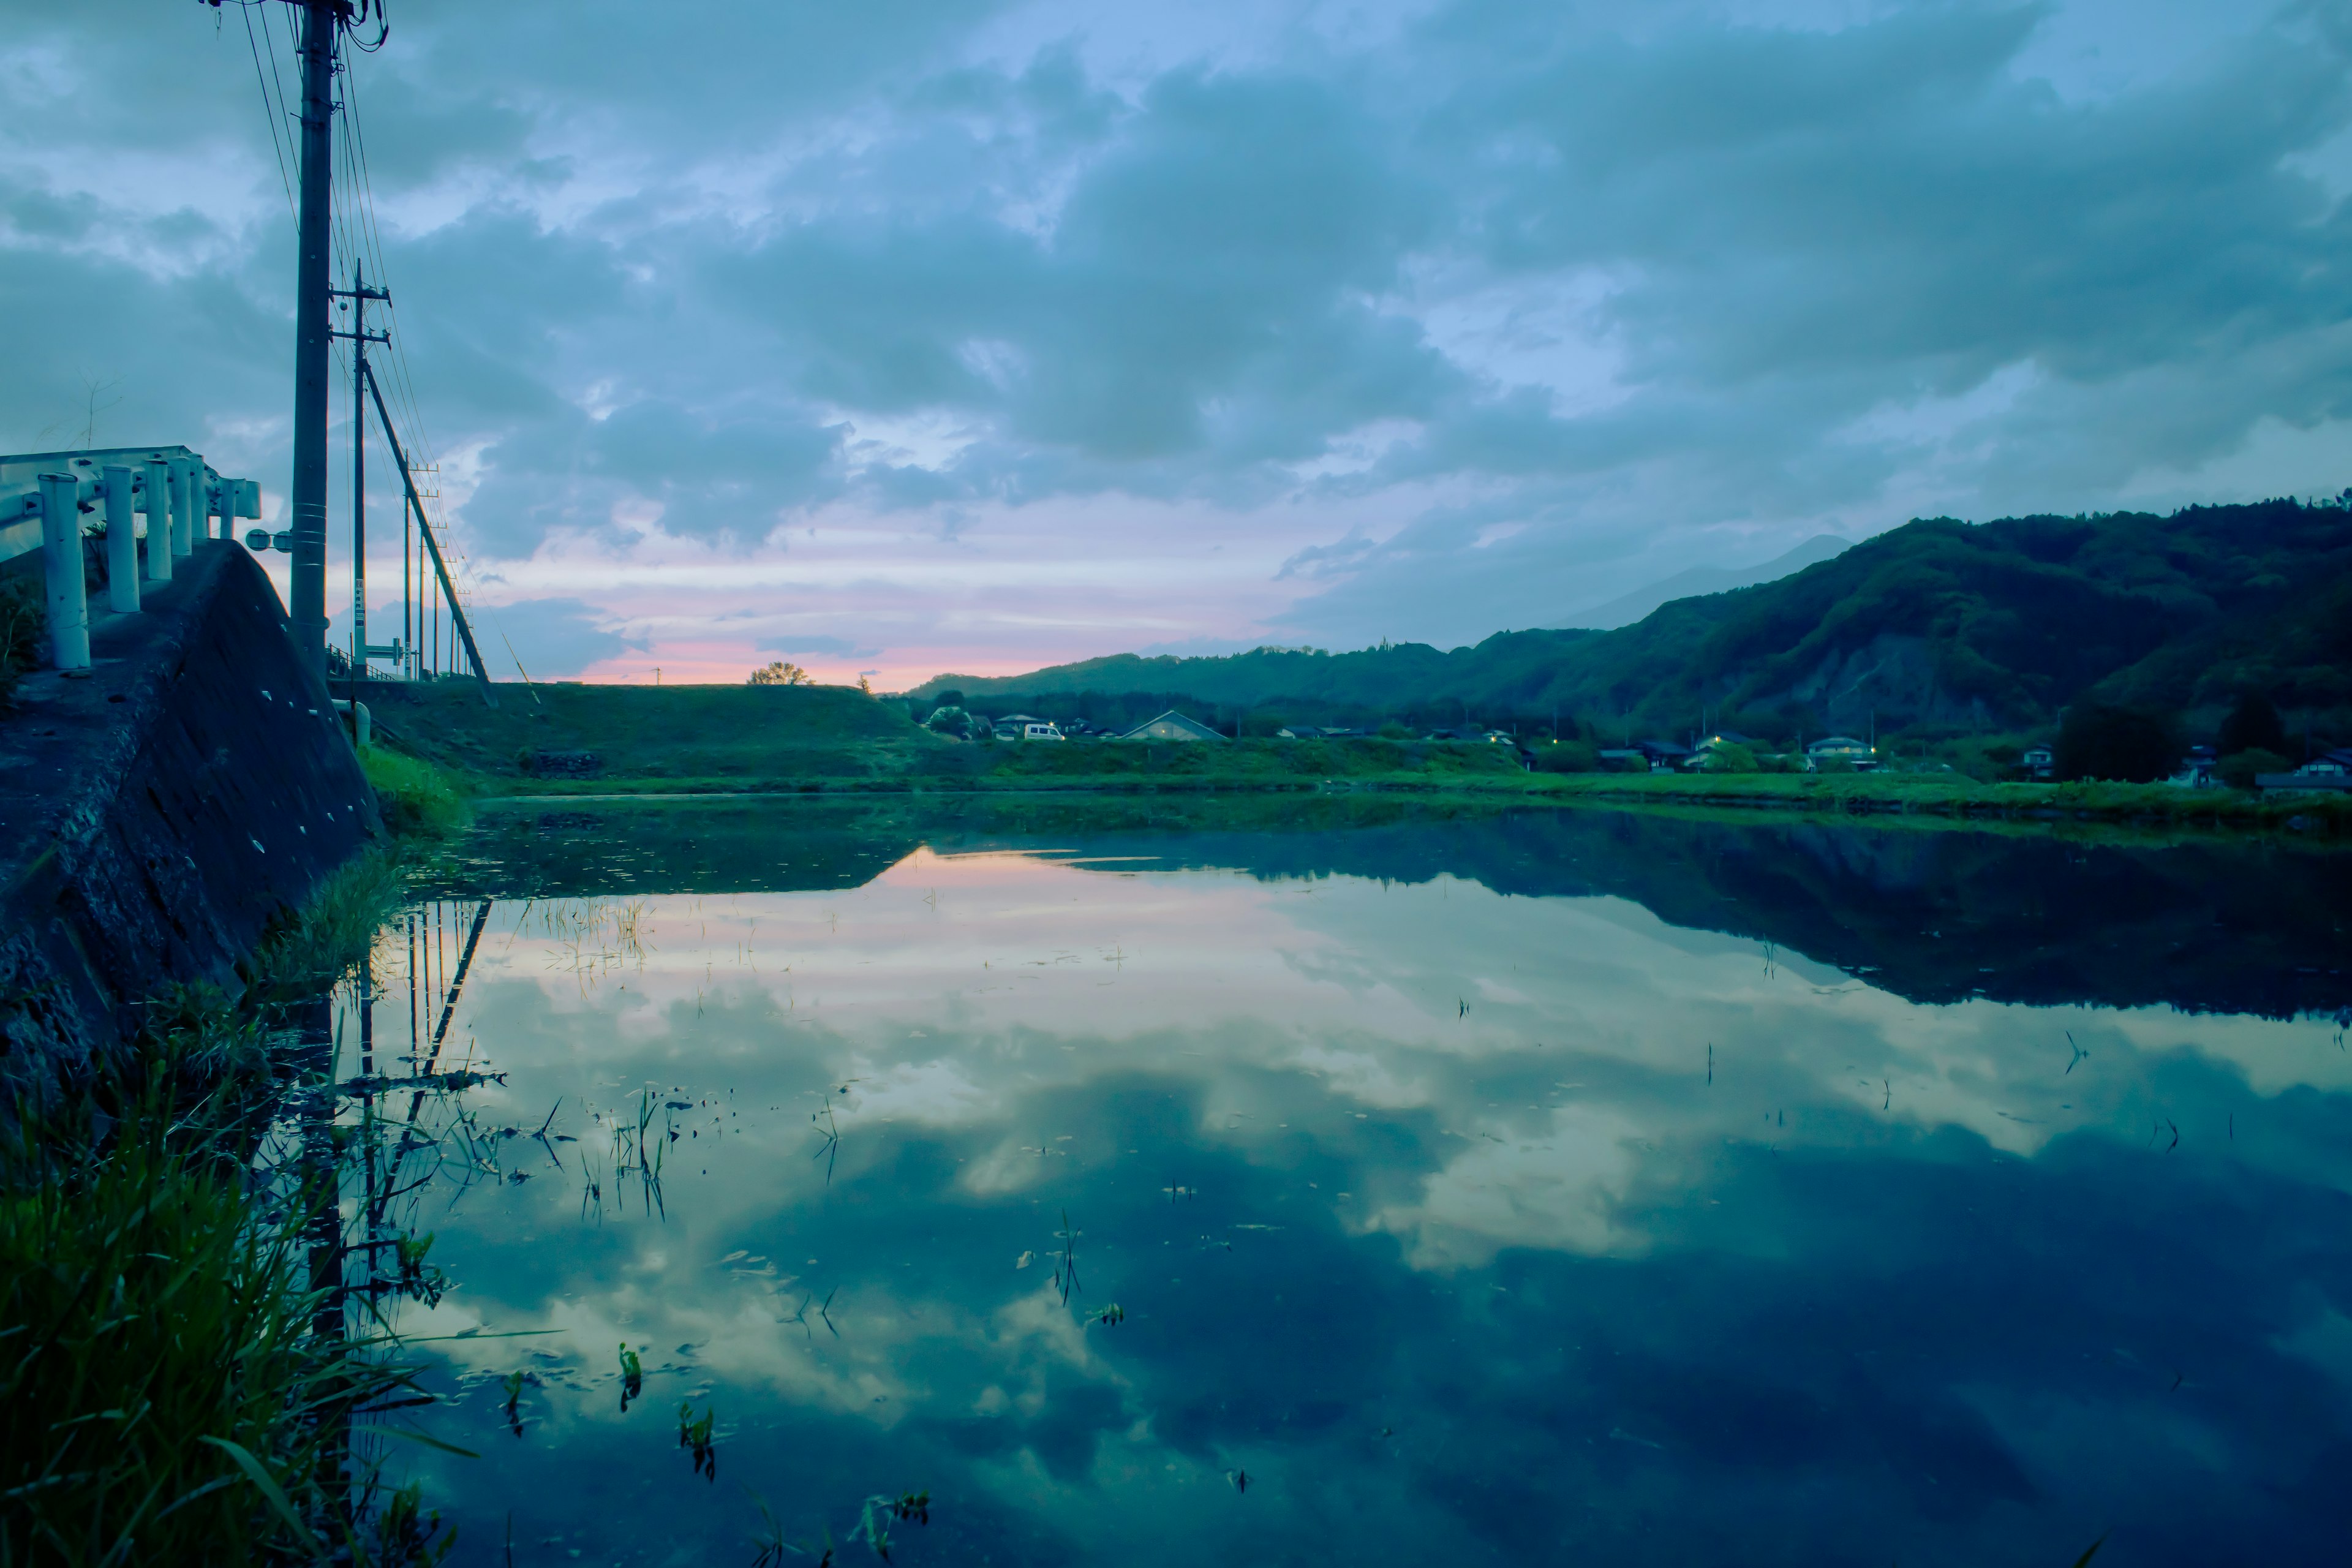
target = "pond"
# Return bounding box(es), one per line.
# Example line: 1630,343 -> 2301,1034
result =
349,799 -> 2352,1566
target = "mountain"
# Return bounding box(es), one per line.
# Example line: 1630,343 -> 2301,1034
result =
914,499 -> 2352,744
1567,533 -> 1851,630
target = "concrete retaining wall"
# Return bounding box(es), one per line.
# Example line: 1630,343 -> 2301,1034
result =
0,540 -> 383,1095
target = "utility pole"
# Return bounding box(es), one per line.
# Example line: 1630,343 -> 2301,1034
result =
289,0 -> 338,679
332,262 -> 390,701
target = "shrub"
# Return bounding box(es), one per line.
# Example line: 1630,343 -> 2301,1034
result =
924,704 -> 974,739
0,576 -> 42,709
2056,702 -> 2182,783
1531,741 -> 1602,774
1698,742 -> 1760,774
2216,747 -> 2291,791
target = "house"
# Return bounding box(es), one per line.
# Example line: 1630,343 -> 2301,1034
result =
2170,744 -> 2217,788
1597,748 -> 1648,770
1807,736 -> 1879,772
2021,744 -> 2054,780
1698,730 -> 1757,751
1636,739 -> 1694,771
989,712 -> 1046,739
1276,725 -> 1325,739
2257,749 -> 2352,793
1118,710 -> 1225,742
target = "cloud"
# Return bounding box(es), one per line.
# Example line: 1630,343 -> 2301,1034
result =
5,0 -> 2345,676
485,596 -> 646,678
756,634 -> 884,659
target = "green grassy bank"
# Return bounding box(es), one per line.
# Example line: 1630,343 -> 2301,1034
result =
359,679 -> 2347,835
3,764 -> 469,1566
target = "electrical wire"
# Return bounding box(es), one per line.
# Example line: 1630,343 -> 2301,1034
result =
238,1 -> 297,221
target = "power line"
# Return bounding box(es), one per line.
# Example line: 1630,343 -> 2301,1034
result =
237,1 -> 296,221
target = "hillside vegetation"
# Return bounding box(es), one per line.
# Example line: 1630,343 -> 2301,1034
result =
913,498 -> 2352,749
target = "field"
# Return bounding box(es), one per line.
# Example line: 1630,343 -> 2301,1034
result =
362,679 -> 2348,834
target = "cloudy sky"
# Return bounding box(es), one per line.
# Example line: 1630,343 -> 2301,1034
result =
4,0 -> 2348,684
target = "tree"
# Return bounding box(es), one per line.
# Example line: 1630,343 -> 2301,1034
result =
2215,748 -> 2290,790
924,704 -> 973,739
933,688 -> 966,709
1698,742 -> 1759,774
748,661 -> 809,686
2217,691 -> 2287,758
2055,702 -> 2181,783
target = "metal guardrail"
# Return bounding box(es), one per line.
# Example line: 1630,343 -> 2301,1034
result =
0,446 -> 262,671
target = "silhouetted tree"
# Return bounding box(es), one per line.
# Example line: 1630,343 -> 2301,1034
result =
2056,703 -> 2181,783
2217,690 -> 2287,758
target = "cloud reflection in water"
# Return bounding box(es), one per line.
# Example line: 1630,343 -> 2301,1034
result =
379,839 -> 2352,1566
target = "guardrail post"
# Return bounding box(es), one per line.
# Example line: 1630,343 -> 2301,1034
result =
141,458 -> 173,582
101,464 -> 138,613
169,454 -> 197,558
37,472 -> 91,671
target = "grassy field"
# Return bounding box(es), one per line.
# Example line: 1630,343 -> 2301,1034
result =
362,679 -> 2348,834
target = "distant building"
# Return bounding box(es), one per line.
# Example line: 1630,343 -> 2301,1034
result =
2021,744 -> 2055,780
1699,730 -> 1757,750
1807,736 -> 1879,772
2257,749 -> 2352,793
1637,739 -> 1694,771
1119,710 -> 1225,742
990,712 -> 1046,739
2171,744 -> 2217,788
1597,748 -> 1648,770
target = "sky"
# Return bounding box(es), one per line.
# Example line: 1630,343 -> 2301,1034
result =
3,0 -> 2349,685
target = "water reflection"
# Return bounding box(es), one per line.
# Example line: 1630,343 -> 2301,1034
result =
367,806 -> 2352,1566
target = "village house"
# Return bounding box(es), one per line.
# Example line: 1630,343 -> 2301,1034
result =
1806,736 -> 1879,772
1119,711 -> 1225,741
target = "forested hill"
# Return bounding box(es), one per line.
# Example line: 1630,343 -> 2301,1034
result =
914,498 -> 2352,742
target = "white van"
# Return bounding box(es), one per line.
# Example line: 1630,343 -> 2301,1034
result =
1022,722 -> 1066,742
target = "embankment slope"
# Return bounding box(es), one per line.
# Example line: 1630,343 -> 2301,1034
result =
0,540 -> 382,1091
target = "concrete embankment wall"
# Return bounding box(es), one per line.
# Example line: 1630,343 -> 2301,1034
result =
0,540 -> 382,1095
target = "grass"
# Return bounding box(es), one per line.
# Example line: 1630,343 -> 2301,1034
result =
0,987 -> 450,1566
4,762 -> 458,1564
359,747 -> 475,842
1512,767 -> 2352,831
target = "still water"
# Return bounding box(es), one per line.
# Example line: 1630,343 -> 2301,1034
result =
355,801 -> 2352,1566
